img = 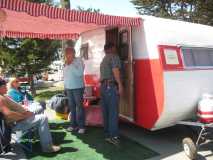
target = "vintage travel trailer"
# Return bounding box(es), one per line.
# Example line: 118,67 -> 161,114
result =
2,0 -> 213,131
75,16 -> 213,130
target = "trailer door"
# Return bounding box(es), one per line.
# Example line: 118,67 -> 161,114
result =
118,28 -> 134,121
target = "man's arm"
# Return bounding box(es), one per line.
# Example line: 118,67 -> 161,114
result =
1,104 -> 33,123
3,96 -> 27,112
112,68 -> 123,96
0,98 -> 33,123
112,55 -> 124,96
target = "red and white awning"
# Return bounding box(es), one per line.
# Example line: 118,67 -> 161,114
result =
0,0 -> 141,40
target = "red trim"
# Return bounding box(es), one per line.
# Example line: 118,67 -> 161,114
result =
197,110 -> 213,115
0,31 -> 79,40
199,118 -> 213,123
159,45 -> 183,71
159,45 -> 213,71
84,74 -> 100,98
0,0 -> 141,27
134,59 -> 164,129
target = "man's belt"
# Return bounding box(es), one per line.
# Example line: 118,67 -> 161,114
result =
101,79 -> 117,86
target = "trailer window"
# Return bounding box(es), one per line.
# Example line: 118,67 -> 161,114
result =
181,47 -> 213,68
158,45 -> 183,70
80,43 -> 89,60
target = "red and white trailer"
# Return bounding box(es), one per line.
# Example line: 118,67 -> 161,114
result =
2,0 -> 213,130
75,16 -> 213,130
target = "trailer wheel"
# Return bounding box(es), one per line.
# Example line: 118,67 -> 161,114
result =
182,137 -> 197,160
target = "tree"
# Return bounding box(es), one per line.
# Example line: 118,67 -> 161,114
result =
26,0 -> 52,5
77,6 -> 100,13
0,38 -> 60,94
0,38 -> 60,75
0,0 -> 61,94
131,0 -> 213,26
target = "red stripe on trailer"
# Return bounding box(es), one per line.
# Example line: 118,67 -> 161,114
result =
199,118 -> 213,123
134,58 -> 164,129
197,110 -> 213,115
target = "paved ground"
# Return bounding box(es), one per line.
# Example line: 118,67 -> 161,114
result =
120,123 -> 213,160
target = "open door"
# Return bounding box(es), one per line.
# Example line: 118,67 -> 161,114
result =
105,28 -> 118,47
105,27 -> 134,121
118,28 -> 134,121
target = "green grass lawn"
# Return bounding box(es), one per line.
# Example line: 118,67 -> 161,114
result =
31,86 -> 158,160
25,121 -> 158,160
34,86 -> 64,101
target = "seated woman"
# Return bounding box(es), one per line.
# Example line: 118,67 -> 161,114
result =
0,79 -> 61,153
7,77 -> 44,114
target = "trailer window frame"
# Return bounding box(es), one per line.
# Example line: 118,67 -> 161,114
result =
181,46 -> 213,69
159,45 -> 183,71
80,43 -> 89,60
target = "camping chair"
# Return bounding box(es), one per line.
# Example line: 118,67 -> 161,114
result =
0,113 -> 12,154
12,127 -> 37,153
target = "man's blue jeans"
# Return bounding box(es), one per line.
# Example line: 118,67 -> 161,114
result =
101,84 -> 119,138
12,114 -> 53,152
66,88 -> 85,129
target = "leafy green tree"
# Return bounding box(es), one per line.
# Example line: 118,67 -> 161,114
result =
131,0 -> 213,26
0,38 -> 60,94
26,0 -> 52,5
77,6 -> 100,13
0,0 -> 61,94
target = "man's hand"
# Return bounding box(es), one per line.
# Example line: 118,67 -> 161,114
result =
15,111 -> 33,122
24,111 -> 33,119
118,84 -> 124,96
112,67 -> 124,96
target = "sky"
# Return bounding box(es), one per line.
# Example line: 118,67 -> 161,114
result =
54,0 -> 138,16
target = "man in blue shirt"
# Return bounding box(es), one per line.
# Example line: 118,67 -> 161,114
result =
64,47 -> 85,134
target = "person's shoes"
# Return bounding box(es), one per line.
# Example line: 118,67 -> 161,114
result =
105,137 -> 112,143
105,137 -> 120,145
43,145 -> 61,153
111,137 -> 120,144
78,128 -> 85,134
66,126 -> 76,132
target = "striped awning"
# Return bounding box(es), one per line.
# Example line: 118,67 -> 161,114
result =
0,0 -> 142,40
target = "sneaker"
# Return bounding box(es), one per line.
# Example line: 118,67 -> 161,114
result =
105,137 -> 112,143
43,145 -> 61,153
66,126 -> 76,132
78,128 -> 85,134
105,137 -> 119,145
111,137 -> 120,144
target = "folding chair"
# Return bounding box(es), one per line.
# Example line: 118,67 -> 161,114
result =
12,127 -> 37,152
0,113 -> 12,154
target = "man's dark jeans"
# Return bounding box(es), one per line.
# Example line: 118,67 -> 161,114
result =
101,84 -> 119,138
66,88 -> 85,129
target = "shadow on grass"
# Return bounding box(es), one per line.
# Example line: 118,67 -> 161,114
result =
25,121 -> 158,160
73,127 -> 158,160
25,129 -> 78,159
59,121 -> 158,160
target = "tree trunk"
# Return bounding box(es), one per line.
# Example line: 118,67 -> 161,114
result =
30,75 -> 36,96
60,0 -> 74,49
